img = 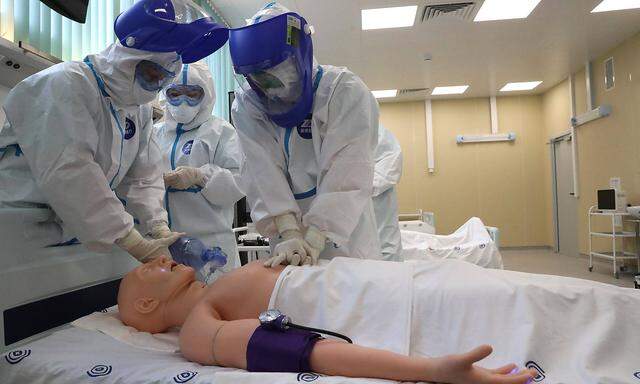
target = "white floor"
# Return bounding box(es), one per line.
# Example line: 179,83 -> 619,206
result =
501,248 -> 637,288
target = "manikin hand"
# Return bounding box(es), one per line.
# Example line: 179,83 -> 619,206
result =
426,345 -> 536,384
116,228 -> 183,263
164,166 -> 205,190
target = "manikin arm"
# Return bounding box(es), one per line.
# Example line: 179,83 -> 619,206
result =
179,301 -> 534,384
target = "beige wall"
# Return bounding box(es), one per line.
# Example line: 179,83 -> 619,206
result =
380,96 -> 548,247
382,31 -> 640,250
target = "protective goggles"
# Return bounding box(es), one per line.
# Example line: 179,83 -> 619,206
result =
135,60 -> 176,92
165,84 -> 205,106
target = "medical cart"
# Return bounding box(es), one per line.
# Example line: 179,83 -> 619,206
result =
588,206 -> 640,279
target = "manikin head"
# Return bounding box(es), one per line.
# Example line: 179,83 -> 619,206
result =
117,256 -> 206,333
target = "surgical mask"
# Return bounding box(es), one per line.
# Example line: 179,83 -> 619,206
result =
168,103 -> 200,124
135,60 -> 176,92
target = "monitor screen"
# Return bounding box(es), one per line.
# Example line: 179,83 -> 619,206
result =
597,189 -> 616,210
40,0 -> 89,24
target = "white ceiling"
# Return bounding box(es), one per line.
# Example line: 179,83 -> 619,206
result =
213,0 -> 640,101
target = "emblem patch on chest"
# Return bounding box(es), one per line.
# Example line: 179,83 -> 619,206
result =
182,140 -> 194,155
124,118 -> 136,140
296,116 -> 313,139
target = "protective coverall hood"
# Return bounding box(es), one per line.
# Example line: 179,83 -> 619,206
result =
163,61 -> 215,131
87,42 -> 182,107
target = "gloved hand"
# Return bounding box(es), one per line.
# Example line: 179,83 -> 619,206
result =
302,225 -> 326,265
163,166 -> 206,190
149,223 -> 182,239
116,228 -> 183,263
264,213 -> 307,268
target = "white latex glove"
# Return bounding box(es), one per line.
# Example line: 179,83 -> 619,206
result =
149,223 -> 181,239
116,228 -> 183,263
302,225 -> 326,265
163,166 -> 206,190
264,213 -> 307,268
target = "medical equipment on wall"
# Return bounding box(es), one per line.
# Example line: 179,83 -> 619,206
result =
456,132 -> 516,144
169,236 -> 227,281
259,309 -> 353,343
628,206 -> 640,219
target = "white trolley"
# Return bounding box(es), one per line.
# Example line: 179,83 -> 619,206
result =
588,205 -> 640,279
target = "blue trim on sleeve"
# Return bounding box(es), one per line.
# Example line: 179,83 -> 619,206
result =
293,187 -> 316,200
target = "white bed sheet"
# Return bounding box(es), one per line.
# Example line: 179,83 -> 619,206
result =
0,325 -> 395,384
401,217 -> 503,269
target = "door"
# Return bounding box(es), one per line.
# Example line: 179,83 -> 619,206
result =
552,136 -> 579,257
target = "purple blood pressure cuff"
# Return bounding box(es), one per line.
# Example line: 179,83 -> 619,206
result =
246,325 -> 322,372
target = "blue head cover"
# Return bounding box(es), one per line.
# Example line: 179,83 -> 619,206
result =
229,12 -> 314,128
115,0 -> 229,64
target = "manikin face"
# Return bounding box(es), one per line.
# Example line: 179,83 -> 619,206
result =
118,256 -> 203,333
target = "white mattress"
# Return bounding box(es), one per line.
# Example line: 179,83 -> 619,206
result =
0,315 -> 393,384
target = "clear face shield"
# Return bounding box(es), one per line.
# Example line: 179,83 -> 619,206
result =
235,56 -> 304,116
116,0 -> 229,64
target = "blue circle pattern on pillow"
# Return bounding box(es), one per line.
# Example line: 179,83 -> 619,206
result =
86,364 -> 112,377
4,349 -> 31,365
297,372 -> 320,382
173,370 -> 198,383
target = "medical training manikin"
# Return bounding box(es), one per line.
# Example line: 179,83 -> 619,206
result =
155,62 -> 244,277
372,124 -> 403,261
0,0 -> 228,262
230,3 -> 381,266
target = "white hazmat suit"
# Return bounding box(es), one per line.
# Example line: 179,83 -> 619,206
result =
0,42 -> 181,252
372,124 -> 403,261
233,64 -> 381,261
155,62 -> 244,273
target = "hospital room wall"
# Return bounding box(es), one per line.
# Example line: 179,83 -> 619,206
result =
379,96 -> 549,247
541,31 -> 640,255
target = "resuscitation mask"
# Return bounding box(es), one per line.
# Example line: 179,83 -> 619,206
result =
135,60 -> 176,92
165,84 -> 205,106
168,103 -> 200,124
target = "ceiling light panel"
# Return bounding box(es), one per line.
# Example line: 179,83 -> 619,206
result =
431,85 -> 469,95
372,89 -> 398,98
474,0 -> 542,21
500,81 -> 542,92
592,0 -> 640,13
362,6 -> 418,30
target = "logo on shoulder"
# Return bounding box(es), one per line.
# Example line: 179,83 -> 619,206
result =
124,118 -> 136,140
182,140 -> 194,155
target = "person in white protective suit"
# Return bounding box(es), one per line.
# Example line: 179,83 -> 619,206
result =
155,61 -> 244,275
372,124 -> 403,261
0,0 -> 229,262
229,3 -> 381,267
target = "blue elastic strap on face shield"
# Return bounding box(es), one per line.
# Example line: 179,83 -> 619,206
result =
229,12 -> 314,128
114,0 -> 229,63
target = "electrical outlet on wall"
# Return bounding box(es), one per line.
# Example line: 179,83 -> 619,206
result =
610,177 -> 621,190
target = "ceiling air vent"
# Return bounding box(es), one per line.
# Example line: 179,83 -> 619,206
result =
398,88 -> 430,96
421,1 -> 478,22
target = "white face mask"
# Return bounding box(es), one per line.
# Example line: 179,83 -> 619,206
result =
168,103 -> 200,124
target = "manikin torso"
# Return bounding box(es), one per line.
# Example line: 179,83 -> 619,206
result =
201,261 -> 284,320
